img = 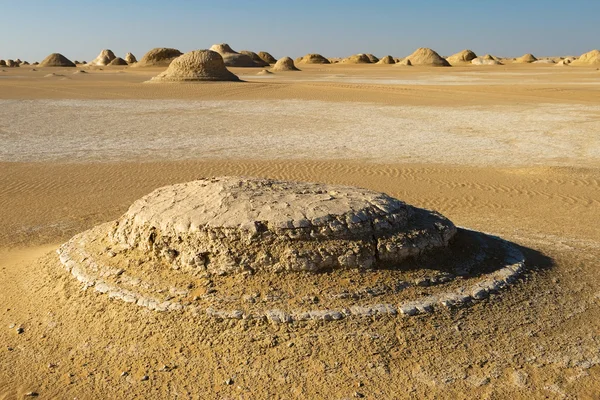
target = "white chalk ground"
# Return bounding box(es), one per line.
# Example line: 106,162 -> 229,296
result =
1,99 -> 599,166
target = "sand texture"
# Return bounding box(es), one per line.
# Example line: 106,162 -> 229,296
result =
0,60 -> 600,399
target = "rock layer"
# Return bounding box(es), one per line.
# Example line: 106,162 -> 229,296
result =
110,177 -> 456,274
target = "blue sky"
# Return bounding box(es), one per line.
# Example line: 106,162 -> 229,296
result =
1,0 -> 598,61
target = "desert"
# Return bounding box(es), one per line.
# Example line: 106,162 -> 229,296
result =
1,3 -> 600,399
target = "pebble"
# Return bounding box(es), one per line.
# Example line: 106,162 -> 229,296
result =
225,378 -> 234,385
16,327 -> 24,334
354,392 -> 365,398
141,375 -> 149,381
120,371 -> 128,377
25,392 -> 39,397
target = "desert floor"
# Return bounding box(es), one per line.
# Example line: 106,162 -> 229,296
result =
0,63 -> 599,399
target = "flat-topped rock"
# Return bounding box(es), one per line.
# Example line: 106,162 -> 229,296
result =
110,177 -> 456,274
57,177 -> 528,321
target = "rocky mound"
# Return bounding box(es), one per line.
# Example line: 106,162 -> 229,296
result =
108,57 -> 128,66
240,51 -> 270,67
376,55 -> 395,64
446,49 -> 477,65
366,54 -> 379,63
397,58 -> 412,66
404,48 -> 450,66
471,58 -> 503,66
125,52 -> 137,64
81,177 -> 458,275
257,69 -> 273,75
514,53 -> 537,63
5,60 -> 19,67
58,177 -> 526,321
134,48 -> 182,67
571,49 -> 600,65
148,50 -> 240,82
295,53 -> 330,64
89,49 -> 116,66
258,51 -> 277,64
271,56 -> 300,71
0,60 -> 6,66
209,44 -> 258,67
342,54 -> 372,64
39,53 -> 76,67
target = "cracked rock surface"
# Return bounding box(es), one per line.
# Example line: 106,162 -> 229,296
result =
109,177 -> 456,275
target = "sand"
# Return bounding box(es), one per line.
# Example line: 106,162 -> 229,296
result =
1,60 -> 600,399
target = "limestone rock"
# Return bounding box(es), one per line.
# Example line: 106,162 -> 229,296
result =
134,48 -> 182,67
110,177 -> 456,274
39,53 -> 76,67
149,50 -> 240,82
257,51 -> 277,64
271,57 -> 300,71
295,53 -> 330,64
209,44 -> 259,67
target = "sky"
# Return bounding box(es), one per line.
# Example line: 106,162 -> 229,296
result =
1,0 -> 599,62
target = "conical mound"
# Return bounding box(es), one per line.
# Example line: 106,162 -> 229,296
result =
397,58 -> 412,66
342,54 -> 372,64
257,69 -> 273,75
404,48 -> 450,66
482,54 -> 499,61
5,60 -> 19,68
514,53 -> 537,63
271,56 -> 300,71
0,60 -> 6,67
376,55 -> 395,64
240,51 -> 270,67
134,48 -> 182,67
366,54 -> 379,63
571,49 -> 600,65
125,52 -> 137,64
89,49 -> 116,66
39,53 -> 76,67
149,50 -> 240,83
209,44 -> 258,67
58,177 -> 526,321
446,49 -> 477,65
258,51 -> 277,64
108,57 -> 128,66
296,53 -> 330,64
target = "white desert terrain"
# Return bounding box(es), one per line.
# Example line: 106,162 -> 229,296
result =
1,56 -> 599,399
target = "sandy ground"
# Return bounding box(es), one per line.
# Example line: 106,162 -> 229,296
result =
0,62 -> 599,399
